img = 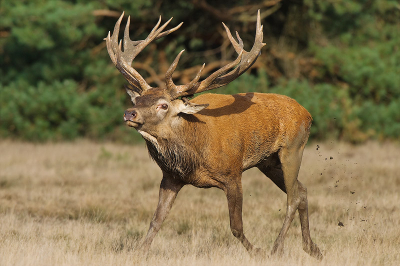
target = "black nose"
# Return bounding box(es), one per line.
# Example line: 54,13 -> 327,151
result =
124,110 -> 137,121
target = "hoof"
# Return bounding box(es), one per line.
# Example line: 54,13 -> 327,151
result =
304,242 -> 323,261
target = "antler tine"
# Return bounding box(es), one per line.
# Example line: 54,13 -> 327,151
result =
206,60 -> 245,91
104,13 -> 123,64
166,49 -> 207,98
105,12 -> 183,94
123,17 -> 183,54
154,22 -> 183,41
165,50 -> 185,91
250,10 -> 266,55
222,23 -> 243,55
106,29 -> 143,92
210,10 -> 265,88
104,12 -> 150,92
114,40 -> 143,92
127,17 -> 174,61
123,16 -> 142,50
105,10 -> 263,99
185,63 -> 205,90
196,51 -> 243,92
105,31 -> 116,65
167,49 -> 243,98
170,63 -> 205,98
235,31 -> 244,49
149,16 -> 163,37
123,17 -> 183,66
122,16 -> 169,65
256,9 -> 262,37
112,30 -> 151,92
169,9 -> 265,99
238,10 -> 265,73
111,12 -> 124,47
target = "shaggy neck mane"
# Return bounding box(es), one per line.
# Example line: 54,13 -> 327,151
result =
144,117 -> 206,179
145,138 -> 199,178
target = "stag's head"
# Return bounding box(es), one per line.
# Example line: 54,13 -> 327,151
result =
105,11 -> 265,136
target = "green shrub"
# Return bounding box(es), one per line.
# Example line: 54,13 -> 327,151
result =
356,99 -> 400,139
1,0 -> 399,142
0,80 -> 140,142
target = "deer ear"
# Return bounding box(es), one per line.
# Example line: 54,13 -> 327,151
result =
177,101 -> 209,114
125,86 -> 140,103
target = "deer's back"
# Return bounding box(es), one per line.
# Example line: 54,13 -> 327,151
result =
190,93 -> 312,171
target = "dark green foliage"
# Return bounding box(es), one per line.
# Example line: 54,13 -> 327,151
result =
271,81 -> 347,140
0,80 -> 141,142
0,0 -> 399,142
306,0 -> 400,141
357,99 -> 400,139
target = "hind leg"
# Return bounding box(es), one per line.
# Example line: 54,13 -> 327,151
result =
298,181 -> 323,259
271,148 -> 301,256
258,155 -> 298,255
258,148 -> 322,259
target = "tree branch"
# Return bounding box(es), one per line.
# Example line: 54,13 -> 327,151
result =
192,0 -> 282,22
0,31 -> 10,38
92,10 -> 121,18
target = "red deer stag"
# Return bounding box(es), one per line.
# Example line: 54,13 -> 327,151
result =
105,10 -> 322,259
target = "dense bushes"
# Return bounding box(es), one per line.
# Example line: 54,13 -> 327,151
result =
0,80 -> 141,142
307,0 -> 400,141
0,0 -> 399,142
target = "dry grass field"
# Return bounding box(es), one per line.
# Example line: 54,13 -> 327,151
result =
0,140 -> 399,265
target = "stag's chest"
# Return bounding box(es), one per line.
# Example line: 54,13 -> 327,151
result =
145,139 -> 199,179
144,140 -> 228,189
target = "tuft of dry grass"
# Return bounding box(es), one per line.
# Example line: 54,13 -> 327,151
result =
0,140 -> 399,265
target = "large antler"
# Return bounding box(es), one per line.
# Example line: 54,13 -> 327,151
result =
105,10 -> 265,99
105,13 -> 182,94
167,10 -> 266,99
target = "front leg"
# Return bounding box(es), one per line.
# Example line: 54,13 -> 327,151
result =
225,181 -> 262,257
139,176 -> 184,253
